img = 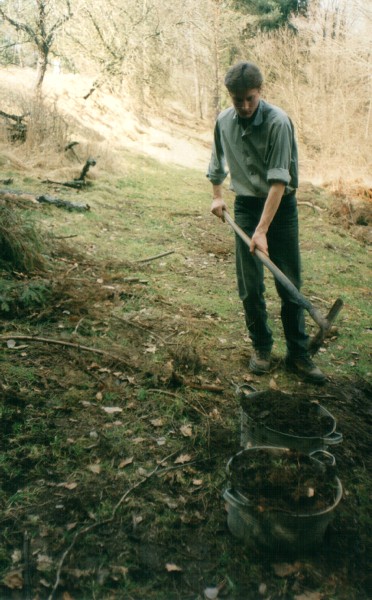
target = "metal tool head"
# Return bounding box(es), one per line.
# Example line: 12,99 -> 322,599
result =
309,297 -> 344,356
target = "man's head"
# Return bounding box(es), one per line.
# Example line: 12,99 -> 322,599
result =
224,61 -> 263,119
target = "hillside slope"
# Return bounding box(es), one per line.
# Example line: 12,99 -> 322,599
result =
0,66 -> 212,171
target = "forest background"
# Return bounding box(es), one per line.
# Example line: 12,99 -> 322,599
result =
0,0 -> 371,184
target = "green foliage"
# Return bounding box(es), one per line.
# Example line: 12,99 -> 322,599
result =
0,278 -> 52,315
0,206 -> 48,273
236,0 -> 309,31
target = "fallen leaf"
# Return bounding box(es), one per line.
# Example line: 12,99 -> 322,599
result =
258,582 -> 267,595
3,570 -> 23,589
174,453 -> 192,464
62,482 -> 78,490
204,586 -> 219,599
96,392 -> 103,401
204,580 -> 226,599
294,592 -> 322,600
102,406 -> 123,414
273,562 -> 301,577
269,377 -> 278,389
111,565 -> 129,576
87,464 -> 101,474
62,592 -> 75,600
144,344 -> 157,353
88,362 -> 100,370
165,563 -> 182,572
150,418 -> 164,427
180,424 -> 193,437
11,549 -> 22,564
37,554 -> 53,572
164,497 -> 178,509
118,457 -> 133,469
6,339 -> 16,348
192,479 -> 203,486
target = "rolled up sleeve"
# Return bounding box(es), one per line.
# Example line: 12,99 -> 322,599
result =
266,118 -> 297,187
206,121 -> 229,185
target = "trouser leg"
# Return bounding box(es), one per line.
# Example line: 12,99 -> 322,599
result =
235,201 -> 273,352
267,198 -> 309,358
234,194 -> 309,357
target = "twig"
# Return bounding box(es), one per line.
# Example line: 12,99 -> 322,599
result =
0,335 -> 132,368
184,381 -> 224,393
73,318 -> 84,335
122,276 -> 147,282
136,250 -> 175,264
47,450 -> 178,600
297,201 -> 325,213
23,531 -> 32,600
52,234 -> 78,239
112,315 -> 168,344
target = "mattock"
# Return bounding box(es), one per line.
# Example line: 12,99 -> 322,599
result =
223,210 -> 344,355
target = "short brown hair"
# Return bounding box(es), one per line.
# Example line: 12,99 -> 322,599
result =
224,62 -> 263,92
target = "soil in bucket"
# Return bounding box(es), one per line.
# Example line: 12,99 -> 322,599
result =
225,448 -> 343,553
240,390 -> 334,437
228,448 -> 337,513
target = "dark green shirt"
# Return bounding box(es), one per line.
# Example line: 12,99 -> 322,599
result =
207,99 -> 298,197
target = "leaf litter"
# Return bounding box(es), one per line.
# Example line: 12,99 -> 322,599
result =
0,219 -> 371,600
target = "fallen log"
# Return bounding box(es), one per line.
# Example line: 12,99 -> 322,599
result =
0,188 -> 90,211
43,157 -> 97,189
37,195 -> 90,211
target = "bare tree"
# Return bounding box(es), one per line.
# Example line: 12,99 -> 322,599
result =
0,0 -> 73,91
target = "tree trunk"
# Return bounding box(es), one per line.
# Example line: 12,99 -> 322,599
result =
212,0 -> 221,117
36,52 -> 49,92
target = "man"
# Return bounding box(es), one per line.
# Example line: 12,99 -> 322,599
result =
207,61 -> 325,384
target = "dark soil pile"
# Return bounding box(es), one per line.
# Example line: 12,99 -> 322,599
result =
228,448 -> 338,513
240,390 -> 334,436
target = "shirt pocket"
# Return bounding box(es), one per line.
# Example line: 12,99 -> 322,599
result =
247,169 -> 266,196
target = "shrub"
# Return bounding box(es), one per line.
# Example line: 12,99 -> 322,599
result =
0,205 -> 48,273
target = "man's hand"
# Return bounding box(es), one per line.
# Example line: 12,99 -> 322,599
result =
250,229 -> 269,255
211,197 -> 227,221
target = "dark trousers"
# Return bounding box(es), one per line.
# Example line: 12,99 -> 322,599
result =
234,194 -> 309,358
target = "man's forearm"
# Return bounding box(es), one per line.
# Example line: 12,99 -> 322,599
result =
255,182 -> 285,234
212,184 -> 224,200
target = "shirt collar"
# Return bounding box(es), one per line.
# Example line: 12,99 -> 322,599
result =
233,99 -> 264,127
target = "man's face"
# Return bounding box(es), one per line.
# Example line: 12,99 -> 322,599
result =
229,88 -> 261,119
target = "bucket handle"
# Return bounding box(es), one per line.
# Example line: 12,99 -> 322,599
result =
325,431 -> 343,445
309,449 -> 336,467
223,487 -> 249,510
235,383 -> 257,396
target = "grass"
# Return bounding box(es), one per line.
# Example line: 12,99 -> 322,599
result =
0,147 -> 371,599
